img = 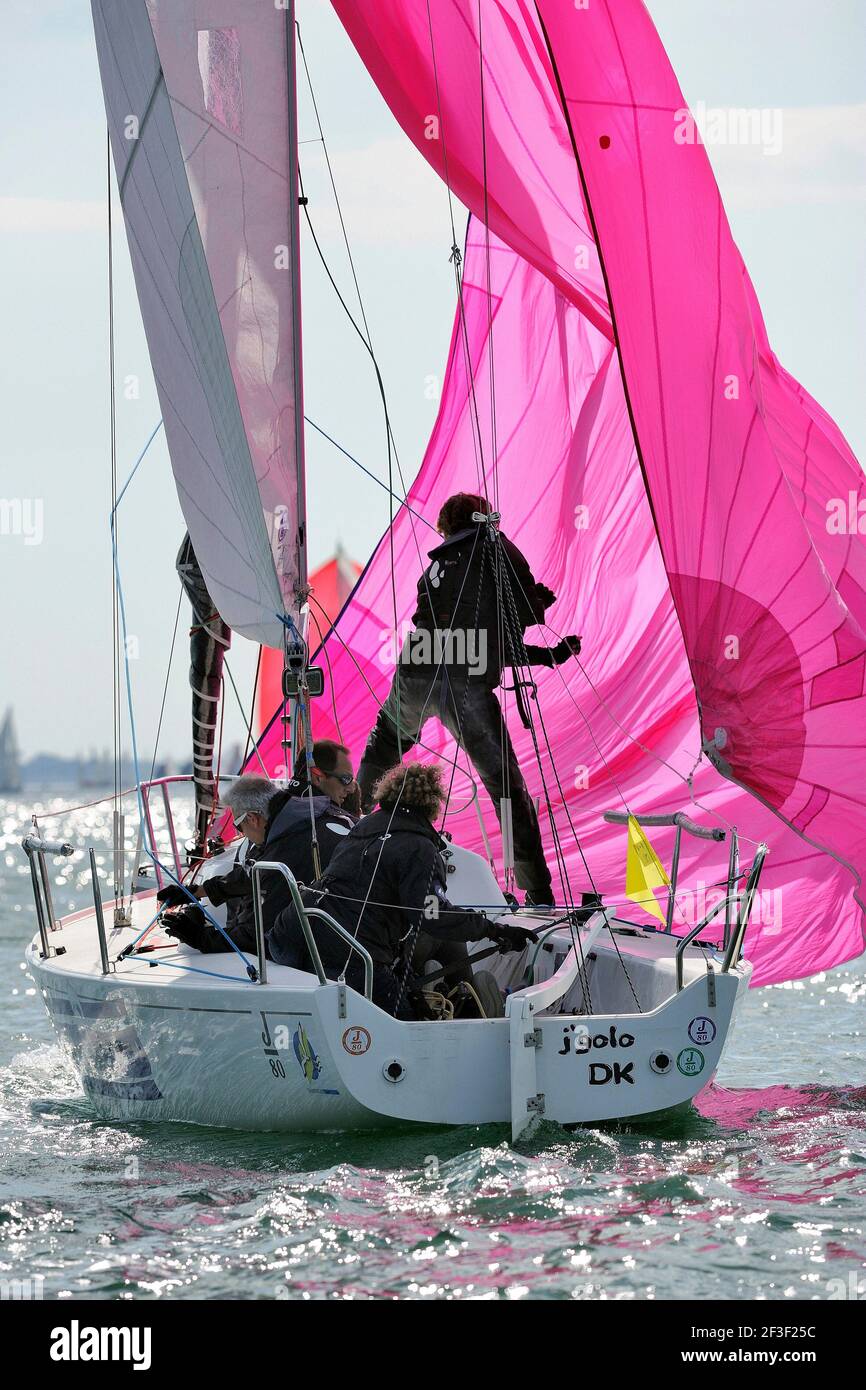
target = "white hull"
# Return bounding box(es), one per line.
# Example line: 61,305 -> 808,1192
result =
25,859 -> 750,1137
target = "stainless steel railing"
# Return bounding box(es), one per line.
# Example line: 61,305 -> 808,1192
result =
21,833 -> 117,975
603,809 -> 768,986
250,860 -> 374,998
138,774 -> 236,888
722,843 -> 769,975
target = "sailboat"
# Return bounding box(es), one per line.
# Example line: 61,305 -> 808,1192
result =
0,709 -> 22,793
22,1 -> 866,1139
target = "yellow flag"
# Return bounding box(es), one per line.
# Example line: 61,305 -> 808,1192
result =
625,815 -> 670,923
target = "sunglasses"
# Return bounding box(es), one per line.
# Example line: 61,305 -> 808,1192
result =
312,765 -> 355,788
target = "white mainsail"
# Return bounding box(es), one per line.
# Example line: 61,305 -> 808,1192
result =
92,0 -> 306,647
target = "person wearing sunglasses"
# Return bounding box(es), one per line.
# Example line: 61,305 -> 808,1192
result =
289,740 -> 360,816
162,773 -> 355,956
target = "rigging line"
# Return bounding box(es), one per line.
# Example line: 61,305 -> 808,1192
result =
219,653 -> 268,783
531,2 -> 706,828
534,650 -> 634,821
31,787 -> 140,820
304,416 -> 437,532
306,890 -> 515,914
293,33 -> 491,721
476,0 -> 500,514
473,4 -> 508,810
107,126 -> 124,912
494,544 -> 670,981
240,647 -> 262,770
437,524 -> 489,832
493,532 -> 511,826
292,51 -> 439,561
490,536 -> 597,1001
493,573 -> 580,936
296,23 -> 480,773
424,2 -> 487,495
470,556 -> 727,947
451,225 -> 488,494
495,542 -> 630,822
490,538 -> 583,892
280,170 -> 500,811
339,526 -> 490,978
297,185 -> 481,770
424,2 -> 460,264
111,548 -> 260,974
308,604 -> 344,742
296,21 -> 372,345
293,106 -> 398,742
494,566 -> 721,940
539,618 -> 755,844
306,591 -> 475,794
115,419 -> 165,510
32,777 -> 237,823
222,654 -> 269,779
295,177 -> 403,744
146,588 -> 182,791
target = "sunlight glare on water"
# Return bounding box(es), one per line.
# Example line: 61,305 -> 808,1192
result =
1,792 -> 864,1300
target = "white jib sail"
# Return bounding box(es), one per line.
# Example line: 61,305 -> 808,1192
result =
92,0 -> 306,647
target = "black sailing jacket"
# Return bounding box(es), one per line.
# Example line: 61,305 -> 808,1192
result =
409,524 -> 550,684
170,791 -> 355,955
268,805 -> 491,970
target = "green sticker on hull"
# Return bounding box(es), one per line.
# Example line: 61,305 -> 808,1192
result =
676,1047 -> 706,1077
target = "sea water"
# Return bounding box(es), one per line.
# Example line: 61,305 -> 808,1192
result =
1,793 -> 864,1301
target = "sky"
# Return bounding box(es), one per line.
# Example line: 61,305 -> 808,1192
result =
0,0 -> 864,765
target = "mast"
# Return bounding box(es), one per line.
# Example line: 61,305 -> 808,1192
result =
281,2 -> 315,812
285,1 -> 308,605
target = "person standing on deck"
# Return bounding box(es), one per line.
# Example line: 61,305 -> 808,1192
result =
356,494 -> 581,906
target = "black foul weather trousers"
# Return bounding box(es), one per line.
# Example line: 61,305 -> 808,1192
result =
357,666 -> 553,903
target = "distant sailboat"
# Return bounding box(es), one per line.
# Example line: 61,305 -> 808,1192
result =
0,709 -> 22,794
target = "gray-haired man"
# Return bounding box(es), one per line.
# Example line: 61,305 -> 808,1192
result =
161,774 -> 354,955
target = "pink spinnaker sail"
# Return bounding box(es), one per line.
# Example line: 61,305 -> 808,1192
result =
253,0 -> 866,985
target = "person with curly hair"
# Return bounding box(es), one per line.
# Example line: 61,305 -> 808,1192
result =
356,493 -> 580,906
268,761 -> 536,1016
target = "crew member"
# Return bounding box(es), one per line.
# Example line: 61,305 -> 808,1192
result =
357,494 -> 580,905
161,774 -> 355,954
269,761 -> 536,1016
